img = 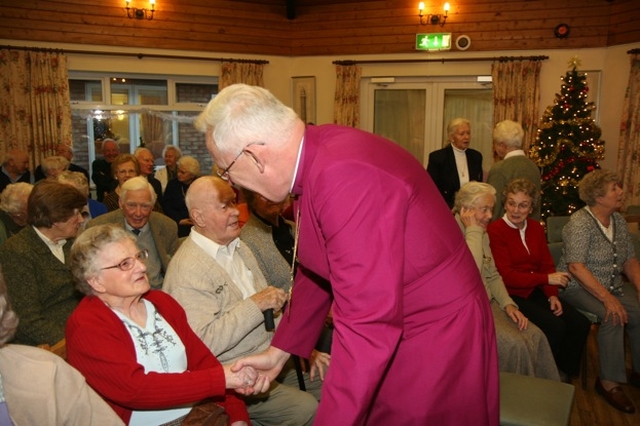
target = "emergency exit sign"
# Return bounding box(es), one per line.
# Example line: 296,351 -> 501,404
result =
416,33 -> 452,51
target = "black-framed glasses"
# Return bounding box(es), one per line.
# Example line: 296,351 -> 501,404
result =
101,250 -> 149,271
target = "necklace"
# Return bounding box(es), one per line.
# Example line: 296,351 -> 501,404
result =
287,203 -> 301,317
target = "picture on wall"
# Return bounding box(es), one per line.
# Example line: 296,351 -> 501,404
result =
292,76 -> 316,124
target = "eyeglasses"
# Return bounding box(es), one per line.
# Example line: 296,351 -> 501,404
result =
216,149 -> 246,181
216,143 -> 262,181
101,250 -> 149,271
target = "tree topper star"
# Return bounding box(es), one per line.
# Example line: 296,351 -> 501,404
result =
568,56 -> 582,69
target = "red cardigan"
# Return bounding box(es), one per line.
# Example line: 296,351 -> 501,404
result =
66,290 -> 249,425
487,218 -> 558,299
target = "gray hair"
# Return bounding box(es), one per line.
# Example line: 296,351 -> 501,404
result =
69,224 -> 137,295
162,145 -> 183,158
453,182 -> 496,214
41,156 -> 70,177
178,156 -> 201,177
0,182 -> 33,214
57,171 -> 90,198
133,147 -> 152,157
194,84 -> 299,154
447,118 -> 470,138
578,169 -> 616,206
119,176 -> 157,205
493,120 -> 524,150
0,267 -> 18,347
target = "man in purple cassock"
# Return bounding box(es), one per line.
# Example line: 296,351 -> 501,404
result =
196,84 -> 499,426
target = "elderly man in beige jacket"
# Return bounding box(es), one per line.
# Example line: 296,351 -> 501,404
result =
164,176 -> 320,426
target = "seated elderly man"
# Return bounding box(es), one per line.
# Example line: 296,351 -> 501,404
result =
85,176 -> 178,290
37,156 -> 70,182
164,176 -> 318,426
0,182 -> 33,245
0,149 -> 33,193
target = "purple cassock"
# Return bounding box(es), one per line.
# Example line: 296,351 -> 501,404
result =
272,124 -> 499,425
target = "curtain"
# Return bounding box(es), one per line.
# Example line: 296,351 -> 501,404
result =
617,53 -> 640,208
218,62 -> 264,90
333,64 -> 362,127
491,59 -> 543,156
0,49 -> 72,168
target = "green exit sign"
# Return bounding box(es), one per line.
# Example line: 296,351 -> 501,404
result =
416,33 -> 452,51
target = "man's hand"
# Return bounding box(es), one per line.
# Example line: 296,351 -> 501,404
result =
231,346 -> 290,386
308,350 -> 331,382
250,286 -> 287,312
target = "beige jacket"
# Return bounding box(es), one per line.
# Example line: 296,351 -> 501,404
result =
0,345 -> 124,425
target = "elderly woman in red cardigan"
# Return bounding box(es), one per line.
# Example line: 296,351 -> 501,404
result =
487,178 -> 590,380
66,224 -> 268,425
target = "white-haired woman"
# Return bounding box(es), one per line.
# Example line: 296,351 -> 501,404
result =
39,155 -> 70,182
66,224 -> 265,425
454,181 -> 559,380
0,182 -> 33,245
162,155 -> 200,238
156,145 -> 183,194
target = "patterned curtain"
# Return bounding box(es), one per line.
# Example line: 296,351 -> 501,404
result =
617,53 -> 640,208
491,59 -> 543,157
219,62 -> 265,90
333,64 -> 362,127
0,49 -> 72,169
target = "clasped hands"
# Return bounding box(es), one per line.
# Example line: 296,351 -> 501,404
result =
223,364 -> 270,395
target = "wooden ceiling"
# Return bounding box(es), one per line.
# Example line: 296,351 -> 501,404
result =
0,0 -> 638,56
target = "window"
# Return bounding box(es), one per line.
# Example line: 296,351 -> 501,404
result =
69,73 -> 218,187
362,77 -> 494,173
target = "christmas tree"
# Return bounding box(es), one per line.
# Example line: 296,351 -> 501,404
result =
530,56 -> 605,221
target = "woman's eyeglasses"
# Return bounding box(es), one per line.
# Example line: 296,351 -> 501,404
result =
101,250 -> 149,271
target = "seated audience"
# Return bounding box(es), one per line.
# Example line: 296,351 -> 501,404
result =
558,169 -> 640,414
164,176 -> 318,426
0,182 -> 33,245
487,120 -> 541,221
35,144 -> 90,182
163,156 -> 200,238
453,181 -> 559,380
427,117 -> 483,209
0,266 -> 124,425
57,171 -> 108,230
0,181 -> 85,346
487,178 -> 591,381
86,176 -> 178,290
0,149 -> 32,193
66,224 -> 259,426
38,155 -> 70,182
92,139 -> 120,202
156,145 -> 182,194
133,147 -> 163,205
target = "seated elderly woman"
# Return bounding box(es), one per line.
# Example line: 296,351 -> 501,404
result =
162,155 -> 200,238
39,155 -> 70,182
454,182 -> 559,380
0,182 -> 33,245
0,181 -> 86,346
558,169 -> 640,414
0,266 -> 124,425
66,224 -> 265,426
104,154 -> 162,214
58,170 -> 108,229
487,178 -> 591,380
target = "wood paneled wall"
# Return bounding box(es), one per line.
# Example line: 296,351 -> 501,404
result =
0,0 -> 638,56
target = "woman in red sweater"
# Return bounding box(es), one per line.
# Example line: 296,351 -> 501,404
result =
487,178 -> 590,379
66,224 -> 267,425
